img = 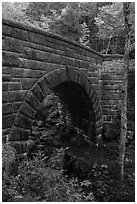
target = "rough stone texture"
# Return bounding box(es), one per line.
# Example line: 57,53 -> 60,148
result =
2,19 -> 134,154
100,59 -> 135,126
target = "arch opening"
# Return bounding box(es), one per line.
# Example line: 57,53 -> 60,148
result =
53,81 -> 96,140
8,68 -> 102,154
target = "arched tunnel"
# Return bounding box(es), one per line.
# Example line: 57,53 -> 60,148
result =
53,81 -> 96,141
8,68 -> 102,154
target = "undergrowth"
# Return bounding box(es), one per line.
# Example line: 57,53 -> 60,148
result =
2,145 -> 94,202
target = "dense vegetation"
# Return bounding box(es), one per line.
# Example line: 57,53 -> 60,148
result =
2,2 -> 135,55
2,2 -> 135,202
2,92 -> 135,202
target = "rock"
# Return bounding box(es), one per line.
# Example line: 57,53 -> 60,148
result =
92,163 -> 98,169
101,164 -> 108,169
63,150 -> 84,178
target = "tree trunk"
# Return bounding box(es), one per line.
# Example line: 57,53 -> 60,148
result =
119,2 -> 131,180
105,27 -> 115,54
105,34 -> 112,54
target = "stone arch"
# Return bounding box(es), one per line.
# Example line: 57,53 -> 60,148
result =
8,67 -> 102,154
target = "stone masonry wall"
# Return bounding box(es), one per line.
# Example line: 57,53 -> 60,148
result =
2,19 -> 103,142
3,18 -> 134,147
100,59 -> 135,126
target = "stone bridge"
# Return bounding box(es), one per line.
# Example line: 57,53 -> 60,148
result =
2,19 -> 127,154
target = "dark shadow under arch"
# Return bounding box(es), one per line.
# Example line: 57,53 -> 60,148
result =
53,81 -> 96,139
8,67 -> 102,154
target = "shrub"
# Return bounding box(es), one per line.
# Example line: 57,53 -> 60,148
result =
14,148 -> 86,201
2,144 -> 19,202
2,147 -> 94,202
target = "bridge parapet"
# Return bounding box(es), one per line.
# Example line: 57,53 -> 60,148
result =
2,19 -> 134,152
2,19 -> 103,149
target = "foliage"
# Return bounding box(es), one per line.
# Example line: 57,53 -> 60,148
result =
25,2 -> 98,43
95,3 -> 124,38
2,145 -> 94,202
2,2 -> 98,44
2,143 -> 16,175
95,3 -> 134,38
2,84 -> 134,202
2,2 -> 29,24
79,22 -> 90,45
95,2 -> 135,54
86,141 -> 135,202
36,92 -> 61,122
3,2 -> 134,54
2,144 -> 19,202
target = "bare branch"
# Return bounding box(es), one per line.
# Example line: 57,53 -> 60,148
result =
105,27 -> 116,54
130,7 -> 135,13
99,16 -> 124,29
99,16 -> 116,28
